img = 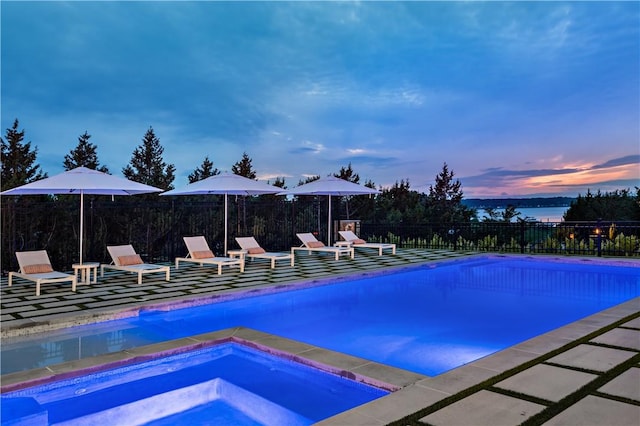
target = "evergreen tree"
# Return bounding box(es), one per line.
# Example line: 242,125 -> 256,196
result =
231,152 -> 257,235
1,119 -> 46,191
270,176 -> 286,189
482,205 -> 521,222
63,131 -> 109,172
334,163 -> 360,183
564,188 -> 640,221
425,162 -> 475,222
122,127 -> 175,190
334,163 -> 362,219
298,175 -> 320,186
231,152 -> 256,179
188,156 -> 220,183
377,179 -> 424,225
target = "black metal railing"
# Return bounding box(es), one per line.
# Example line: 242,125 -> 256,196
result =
2,197 -> 638,273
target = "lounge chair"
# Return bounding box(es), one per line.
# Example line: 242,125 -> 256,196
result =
8,250 -> 77,296
338,230 -> 396,256
101,245 -> 170,284
175,236 -> 244,274
235,237 -> 294,269
293,233 -> 354,260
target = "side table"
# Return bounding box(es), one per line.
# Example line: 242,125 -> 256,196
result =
333,241 -> 352,248
227,250 -> 246,261
72,262 -> 99,285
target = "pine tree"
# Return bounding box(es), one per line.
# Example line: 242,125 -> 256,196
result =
63,131 -> 109,173
425,162 -> 474,222
231,152 -> 256,179
188,156 -> 220,183
270,176 -> 286,189
1,119 -> 46,191
334,163 -> 360,184
231,152 -> 257,235
123,127 -> 176,190
334,163 -> 361,219
377,179 -> 424,224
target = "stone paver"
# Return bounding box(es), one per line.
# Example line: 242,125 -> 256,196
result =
494,364 -> 598,403
326,385 -> 449,425
598,367 -> 640,402
546,344 -> 637,372
17,306 -> 83,318
591,328 -> 640,351
416,363 -> 498,395
543,395 -> 640,426
621,317 -> 640,329
420,390 -> 546,426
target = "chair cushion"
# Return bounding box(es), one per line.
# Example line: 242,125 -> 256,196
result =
192,250 -> 214,259
23,264 -> 54,274
118,254 -> 143,266
307,241 -> 325,248
352,238 -> 367,245
248,247 -> 266,254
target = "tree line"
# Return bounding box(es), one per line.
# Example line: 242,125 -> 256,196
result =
1,118 -> 639,270
3,119 -> 639,224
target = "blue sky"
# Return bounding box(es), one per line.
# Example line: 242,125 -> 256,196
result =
2,1 -> 639,197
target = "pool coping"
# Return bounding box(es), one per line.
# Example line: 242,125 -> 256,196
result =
2,254 -> 639,424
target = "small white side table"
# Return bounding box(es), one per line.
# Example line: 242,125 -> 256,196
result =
227,250 -> 246,261
72,262 -> 99,284
334,241 -> 352,248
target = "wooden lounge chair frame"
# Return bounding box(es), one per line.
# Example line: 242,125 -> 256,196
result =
101,245 -> 170,284
175,236 -> 244,274
292,233 -> 354,260
8,250 -> 77,296
235,237 -> 294,268
338,230 -> 396,256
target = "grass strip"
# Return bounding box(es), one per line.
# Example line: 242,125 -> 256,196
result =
520,352 -> 640,425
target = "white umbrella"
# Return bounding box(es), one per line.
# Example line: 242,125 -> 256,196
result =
0,167 -> 162,264
278,176 -> 379,245
160,172 -> 281,254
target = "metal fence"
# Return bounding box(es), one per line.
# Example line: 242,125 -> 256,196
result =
2,197 -> 639,273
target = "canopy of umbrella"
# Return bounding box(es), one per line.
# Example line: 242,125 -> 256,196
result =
0,167 -> 162,264
278,176 -> 379,245
160,172 -> 282,254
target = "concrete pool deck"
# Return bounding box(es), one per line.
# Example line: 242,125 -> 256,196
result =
1,249 -> 639,425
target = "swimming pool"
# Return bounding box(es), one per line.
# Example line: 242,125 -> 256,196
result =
1,342 -> 388,425
2,256 -> 639,376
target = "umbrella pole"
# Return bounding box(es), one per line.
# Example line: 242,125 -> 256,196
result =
224,193 -> 228,255
328,195 -> 332,245
80,191 -> 84,265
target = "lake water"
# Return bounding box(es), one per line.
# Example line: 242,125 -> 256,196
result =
485,206 -> 568,222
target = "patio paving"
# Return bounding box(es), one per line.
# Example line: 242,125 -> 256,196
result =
1,249 -> 639,425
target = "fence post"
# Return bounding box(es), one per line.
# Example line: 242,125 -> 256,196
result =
520,220 -> 525,254
596,218 -> 602,257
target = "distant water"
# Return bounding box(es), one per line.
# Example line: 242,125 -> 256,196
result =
486,206 -> 568,222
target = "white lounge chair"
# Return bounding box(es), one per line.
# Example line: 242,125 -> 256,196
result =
101,245 -> 170,284
338,230 -> 396,256
293,233 -> 354,260
8,250 -> 77,296
175,236 -> 244,274
235,237 -> 294,269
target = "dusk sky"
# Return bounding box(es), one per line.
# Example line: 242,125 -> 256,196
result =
2,1 -> 639,198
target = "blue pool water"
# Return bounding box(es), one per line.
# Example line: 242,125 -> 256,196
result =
1,343 -> 387,425
2,257 -> 639,376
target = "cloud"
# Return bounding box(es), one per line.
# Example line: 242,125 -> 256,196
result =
2,2 -> 638,198
591,155 -> 640,169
